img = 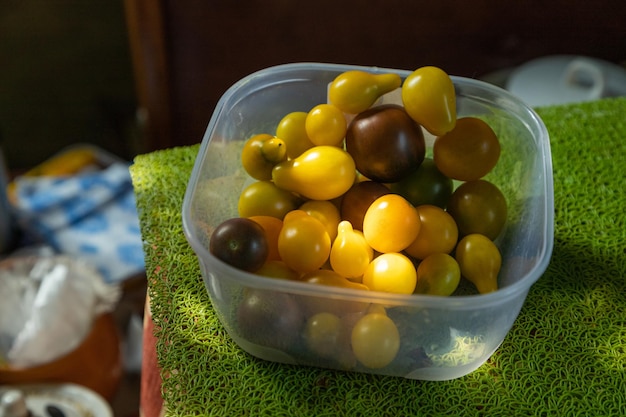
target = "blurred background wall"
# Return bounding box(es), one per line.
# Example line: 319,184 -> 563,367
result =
1,0 -> 625,171
0,0 -> 137,171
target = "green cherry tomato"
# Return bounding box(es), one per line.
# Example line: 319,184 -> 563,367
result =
455,233 -> 501,294
389,158 -> 453,209
414,253 -> 461,296
447,179 -> 507,240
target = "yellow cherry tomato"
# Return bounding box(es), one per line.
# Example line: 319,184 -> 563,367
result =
351,312 -> 400,369
275,111 -> 315,159
241,134 -> 287,180
238,181 -> 302,219
305,104 -> 347,146
278,210 -> 331,273
414,253 -> 461,296
328,70 -> 402,114
362,194 -> 421,253
330,221 -> 374,279
255,260 -> 299,280
402,66 -> 456,136
363,252 -> 417,295
299,200 -> 341,242
455,233 -> 501,294
300,269 -> 369,291
433,117 -> 501,181
405,205 -> 458,260
299,269 -> 370,317
272,146 -> 356,201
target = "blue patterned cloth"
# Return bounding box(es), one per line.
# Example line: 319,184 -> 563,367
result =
12,162 -> 145,283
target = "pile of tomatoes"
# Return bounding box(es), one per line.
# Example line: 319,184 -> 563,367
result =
209,67 -> 507,369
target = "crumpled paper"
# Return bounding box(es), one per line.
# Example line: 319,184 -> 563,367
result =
0,253 -> 119,368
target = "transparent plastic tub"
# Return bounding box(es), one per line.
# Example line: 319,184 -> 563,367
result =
182,63 -> 554,381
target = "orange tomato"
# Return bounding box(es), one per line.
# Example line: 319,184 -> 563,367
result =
278,210 -> 331,273
362,194 -> 421,253
248,215 -> 283,261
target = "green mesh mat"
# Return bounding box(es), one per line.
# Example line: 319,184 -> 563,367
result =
130,97 -> 626,416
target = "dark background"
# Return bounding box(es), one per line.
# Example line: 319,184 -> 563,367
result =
2,0 -> 625,172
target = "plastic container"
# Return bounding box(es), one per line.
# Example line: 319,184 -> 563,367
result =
182,63 -> 554,381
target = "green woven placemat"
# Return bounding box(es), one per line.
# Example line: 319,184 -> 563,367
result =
130,97 -> 626,416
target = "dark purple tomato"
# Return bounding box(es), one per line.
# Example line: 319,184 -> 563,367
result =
345,104 -> 425,182
236,289 -> 304,350
340,180 -> 391,231
209,217 -> 269,272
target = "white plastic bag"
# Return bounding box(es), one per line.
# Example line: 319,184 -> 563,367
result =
0,253 -> 119,368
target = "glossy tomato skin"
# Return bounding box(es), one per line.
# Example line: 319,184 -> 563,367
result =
238,180 -> 302,219
389,158 -> 453,209
447,180 -> 507,240
305,104 -> 347,146
209,217 -> 269,272
278,210 -> 331,273
405,204 -> 458,260
328,70 -> 401,114
275,111 -> 315,159
362,252 -> 417,295
345,104 -> 425,183
455,233 -> 501,294
401,66 -> 456,136
362,194 -> 421,254
241,134 -> 287,180
433,117 -> 500,181
414,253 -> 461,296
340,180 -> 391,231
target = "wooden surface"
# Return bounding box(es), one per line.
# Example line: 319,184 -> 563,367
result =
124,0 -> 626,151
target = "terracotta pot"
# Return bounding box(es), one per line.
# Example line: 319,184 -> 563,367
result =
0,313 -> 122,401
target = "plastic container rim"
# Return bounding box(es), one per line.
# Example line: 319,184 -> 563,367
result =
182,62 -> 555,310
